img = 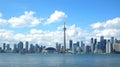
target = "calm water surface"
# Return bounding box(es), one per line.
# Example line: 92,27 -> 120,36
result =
0,53 -> 120,67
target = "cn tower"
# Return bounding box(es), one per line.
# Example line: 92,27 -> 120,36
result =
63,22 -> 66,52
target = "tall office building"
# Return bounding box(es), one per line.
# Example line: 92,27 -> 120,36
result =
7,44 -> 10,50
76,41 -> 79,47
106,40 -> 112,53
29,44 -> 35,53
111,37 -> 114,44
13,44 -> 17,53
56,42 -> 59,52
111,37 -> 114,52
56,42 -> 61,52
18,41 -> 23,52
91,38 -> 94,53
73,43 -> 77,53
63,22 -> 66,52
3,43 -> 6,51
100,36 -> 106,53
69,40 -> 73,50
93,39 -> 97,53
81,41 -> 85,52
25,41 -> 29,51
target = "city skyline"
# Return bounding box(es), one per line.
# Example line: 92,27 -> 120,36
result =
0,36 -> 120,54
0,0 -> 120,48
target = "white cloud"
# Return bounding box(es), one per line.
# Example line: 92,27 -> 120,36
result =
0,29 -> 14,44
44,10 -> 67,25
8,11 -> 42,28
91,22 -> 103,29
0,18 -> 7,26
91,17 -> 120,37
0,24 -> 91,48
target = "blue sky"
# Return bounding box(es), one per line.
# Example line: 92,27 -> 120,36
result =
0,0 -> 120,47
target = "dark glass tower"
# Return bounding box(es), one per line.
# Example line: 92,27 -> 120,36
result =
69,40 -> 73,50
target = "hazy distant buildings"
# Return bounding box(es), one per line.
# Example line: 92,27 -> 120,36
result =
56,42 -> 61,53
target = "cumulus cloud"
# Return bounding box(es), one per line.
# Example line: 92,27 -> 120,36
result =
44,10 -> 67,25
8,11 -> 42,28
0,24 -> 90,47
0,18 -> 7,26
91,17 -> 120,37
0,29 -> 14,43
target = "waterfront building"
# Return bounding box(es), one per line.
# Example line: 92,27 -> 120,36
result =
76,41 -> 79,47
0,47 -> 2,52
100,36 -> 106,53
3,43 -> 6,51
13,44 -> 17,53
94,42 -> 102,54
111,37 -> 114,44
81,41 -> 85,52
91,38 -> 94,53
93,39 -> 97,53
6,44 -> 12,53
7,44 -> 10,50
18,41 -> 23,52
113,43 -> 120,53
69,40 -> 73,50
25,41 -> 29,52
18,41 -> 23,53
56,42 -> 59,52
29,44 -> 35,53
85,45 -> 91,53
44,47 -> 56,53
35,44 -> 40,53
106,40 -> 112,53
73,43 -> 77,53
56,42 -> 61,52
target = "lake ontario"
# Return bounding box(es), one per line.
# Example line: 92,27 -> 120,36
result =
0,53 -> 120,67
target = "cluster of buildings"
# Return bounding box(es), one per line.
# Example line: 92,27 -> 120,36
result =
0,36 -> 120,54
62,36 -> 120,54
0,41 -> 46,53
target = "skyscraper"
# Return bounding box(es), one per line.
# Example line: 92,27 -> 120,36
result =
100,36 -> 106,53
63,22 -> 66,52
18,41 -> 23,52
13,44 -> 17,53
7,44 -> 10,50
91,38 -> 94,53
3,43 -> 6,51
93,39 -> 97,53
106,40 -> 112,53
69,40 -> 73,50
25,41 -> 29,51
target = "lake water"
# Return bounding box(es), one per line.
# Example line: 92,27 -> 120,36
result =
0,53 -> 120,67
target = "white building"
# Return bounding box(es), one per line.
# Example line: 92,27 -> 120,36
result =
106,40 -> 112,53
